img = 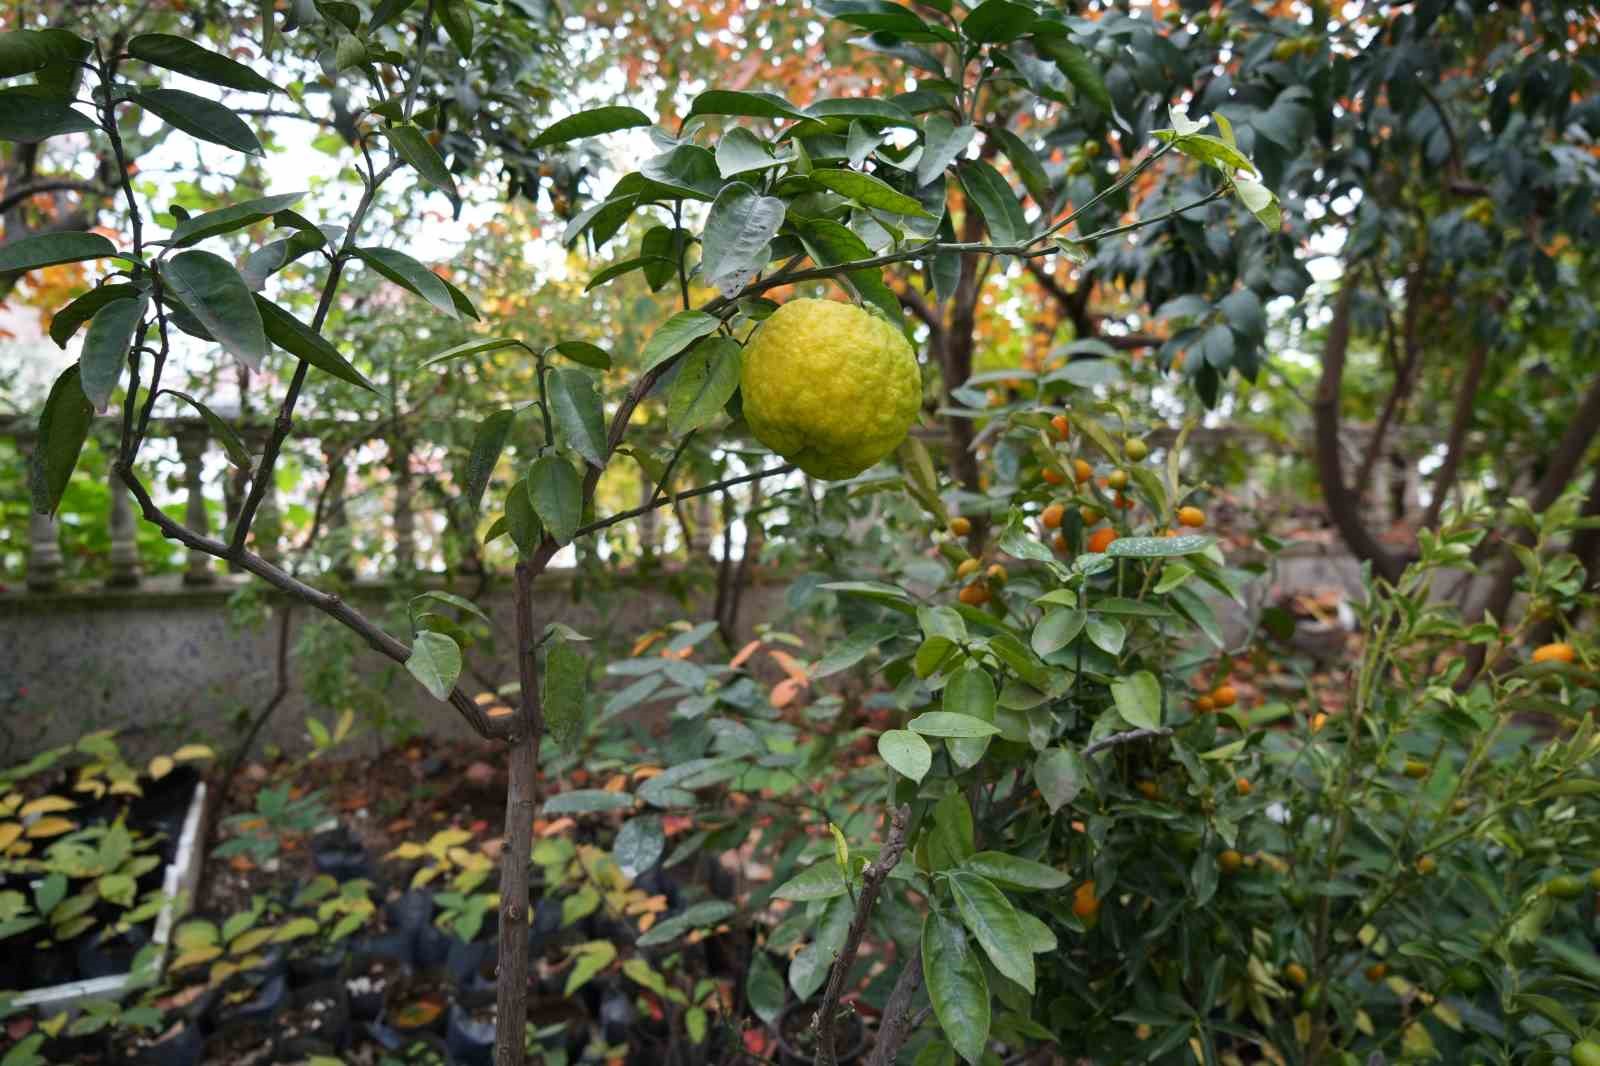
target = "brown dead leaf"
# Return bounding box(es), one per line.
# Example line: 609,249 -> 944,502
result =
770,678 -> 802,708
767,649 -> 810,685
728,640 -> 762,670
538,817 -> 576,838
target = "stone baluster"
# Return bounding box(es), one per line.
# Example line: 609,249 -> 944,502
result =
638,477 -> 658,557
321,440 -> 353,579
105,465 -> 142,588
254,480 -> 283,567
177,428 -> 215,586
16,436 -> 63,592
390,437 -> 415,573
689,491 -> 714,556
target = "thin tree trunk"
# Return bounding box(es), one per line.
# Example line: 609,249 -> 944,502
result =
495,560 -> 545,1066
1313,283 -> 1405,585
1420,343 -> 1488,530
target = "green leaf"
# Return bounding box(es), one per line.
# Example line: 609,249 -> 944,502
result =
908,712 -> 1001,738
1107,534 -> 1212,558
435,0 -> 473,56
0,231 -> 118,274
406,630 -> 461,700
687,89 -> 808,122
930,791 -> 975,868
791,217 -> 904,325
715,127 -> 789,179
563,940 -> 616,997
947,870 -> 1034,992
959,852 -> 1069,892
878,729 -> 932,783
127,34 -> 276,92
553,340 -> 612,369
639,145 -> 722,201
614,815 -> 665,880
547,367 -> 607,468
542,789 -> 635,815
255,295 -> 376,390
162,250 -> 269,369
810,168 -> 932,217
1031,606 -> 1085,658
1110,670 -> 1162,731
961,0 -> 1036,42
528,454 -> 582,544
531,106 -> 652,149
636,900 -> 736,948
1033,34 -> 1112,114
79,293 -> 148,412
1033,747 -> 1085,812
957,161 -> 1029,245
922,910 -> 990,1065
420,336 -> 533,368
169,192 -> 306,248
354,246 -> 458,318
989,127 -> 1051,208
944,665 -> 997,769
998,511 -> 1054,563
746,949 -> 785,1026
29,365 -> 94,516
700,182 -> 786,294
1084,615 -> 1125,656
385,125 -> 459,201
542,635 -> 589,750
639,310 -> 721,373
771,862 -> 848,902
805,97 -> 916,127
0,87 -> 95,142
0,28 -> 90,79
162,391 -> 252,468
504,477 -> 542,556
668,336 -> 741,435
132,89 -> 262,155
916,115 -> 977,187
463,409 -> 514,514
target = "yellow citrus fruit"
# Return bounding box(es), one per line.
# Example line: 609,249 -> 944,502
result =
1087,527 -> 1118,554
1532,642 -> 1575,664
1177,506 -> 1205,527
1218,849 -> 1243,874
949,516 -> 972,536
955,558 -> 980,579
1125,438 -> 1149,461
1211,684 -> 1237,709
1285,962 -> 1308,987
1080,506 -> 1103,525
1364,961 -> 1388,983
1050,414 -> 1071,440
958,584 -> 991,607
1416,855 -> 1437,875
740,298 -> 920,479
1236,777 -> 1252,796
1072,881 -> 1099,922
1073,459 -> 1093,483
1042,466 -> 1066,485
1041,503 -> 1066,529
1106,469 -> 1129,490
1194,695 -> 1215,714
986,564 -> 1008,586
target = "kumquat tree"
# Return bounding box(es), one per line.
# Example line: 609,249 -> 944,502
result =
2,2 -> 1600,1066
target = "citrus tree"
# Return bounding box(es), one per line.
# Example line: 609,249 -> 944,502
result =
3,2 -> 1281,1064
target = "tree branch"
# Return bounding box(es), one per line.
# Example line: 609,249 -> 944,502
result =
1083,726 -> 1173,757
813,805 -> 911,1066
0,179 -> 113,216
573,464 -> 794,539
862,944 -> 924,1066
1312,283 -> 1406,585
1420,342 -> 1487,530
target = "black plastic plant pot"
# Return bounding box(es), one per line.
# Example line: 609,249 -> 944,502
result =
445,937 -> 496,997
310,824 -> 375,882
386,1032 -> 452,1066
273,978 -> 352,1060
414,922 -> 455,972
775,1002 -> 867,1066
114,1020 -> 204,1066
350,925 -> 417,967
445,1000 -> 497,1066
527,896 -> 565,955
288,941 -> 350,986
77,924 -> 152,980
386,889 -> 435,931
208,971 -> 289,1033
27,939 -> 78,988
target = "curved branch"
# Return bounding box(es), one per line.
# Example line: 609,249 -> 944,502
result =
0,179 -> 113,216
1312,283 -> 1405,585
1420,342 -> 1487,530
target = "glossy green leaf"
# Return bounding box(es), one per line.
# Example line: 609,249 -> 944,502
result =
947,870 -> 1034,992
504,477 -> 542,556
1033,747 -> 1085,812
746,949 -> 785,1026
163,250 -> 269,369
715,126 -> 787,179
463,410 -> 514,514
542,789 -> 634,815
959,852 -> 1069,892
957,161 -> 1029,245
908,712 -> 1001,738
354,246 -> 457,318
687,89 -> 808,122
169,192 -> 306,248
547,367 -> 607,468
1031,606 -> 1086,658
406,630 -> 461,700
916,115 -> 976,187
386,125 -> 459,201
128,34 -> 276,92
614,815 -> 665,880
771,862 -> 848,902
255,295 -> 376,390
877,729 -> 932,783
989,126 -> 1051,208
132,89 -> 262,155
930,791 -> 975,867
922,910 -> 990,1065
0,87 -> 95,142
0,28 -> 90,79
700,182 -> 786,294
79,293 -> 148,412
542,635 -> 589,750
1104,533 -> 1213,558
435,0 -> 473,55
420,336 -> 533,368
667,336 -> 741,435
636,900 -> 735,948
640,144 -> 722,201
944,665 -> 997,769
163,391 -> 252,469
528,454 -> 582,544
1084,615 -> 1125,656
29,365 -> 94,516
961,0 -> 1035,42
810,168 -> 931,216
1110,670 -> 1162,730
552,340 -> 611,369
0,231 -> 118,274
530,106 -> 651,149
1033,34 -> 1112,114
639,310 -> 721,372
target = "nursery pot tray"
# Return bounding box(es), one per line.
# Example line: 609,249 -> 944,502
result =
11,780 -> 209,1010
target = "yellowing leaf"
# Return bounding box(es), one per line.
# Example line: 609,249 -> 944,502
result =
386,842 -> 425,860
0,823 -> 23,850
26,816 -> 77,838
147,755 -> 175,780
229,927 -> 277,955
20,795 -> 76,817
273,917 -> 320,942
172,744 -> 216,762
171,945 -> 223,971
